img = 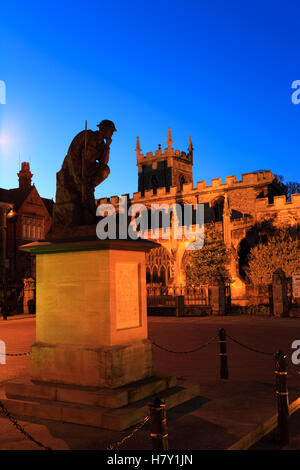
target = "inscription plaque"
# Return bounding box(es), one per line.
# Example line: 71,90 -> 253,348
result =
116,263 -> 141,330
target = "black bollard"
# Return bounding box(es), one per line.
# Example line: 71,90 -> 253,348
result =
219,328 -> 228,379
274,350 -> 290,446
149,397 -> 168,450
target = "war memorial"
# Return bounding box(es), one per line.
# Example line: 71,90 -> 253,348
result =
1,121 -> 199,431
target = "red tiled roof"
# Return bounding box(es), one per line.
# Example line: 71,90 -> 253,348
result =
0,187 -> 32,209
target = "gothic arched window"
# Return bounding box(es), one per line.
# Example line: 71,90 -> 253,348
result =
179,175 -> 186,191
151,176 -> 158,195
211,197 -> 224,222
146,267 -> 151,284
160,267 -> 166,286
152,266 -> 159,283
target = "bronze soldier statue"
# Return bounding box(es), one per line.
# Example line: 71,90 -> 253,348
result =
52,120 -> 116,231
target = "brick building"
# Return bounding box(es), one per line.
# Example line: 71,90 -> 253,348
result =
0,162 -> 53,283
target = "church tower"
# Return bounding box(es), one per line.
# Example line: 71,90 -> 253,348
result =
136,128 -> 193,195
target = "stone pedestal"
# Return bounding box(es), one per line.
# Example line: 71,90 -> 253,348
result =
272,268 -> 289,317
27,239 -> 153,388
3,237 -> 199,430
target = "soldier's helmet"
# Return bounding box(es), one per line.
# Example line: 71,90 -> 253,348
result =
97,120 -> 117,132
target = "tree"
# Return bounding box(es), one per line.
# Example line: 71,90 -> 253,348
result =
285,181 -> 300,200
238,219 -> 278,279
246,228 -> 300,287
274,175 -> 300,201
185,222 -> 231,285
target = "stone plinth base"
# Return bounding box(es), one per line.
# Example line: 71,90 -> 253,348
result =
3,376 -> 200,431
13,237 -> 201,431
19,238 -> 159,389
30,339 -> 153,389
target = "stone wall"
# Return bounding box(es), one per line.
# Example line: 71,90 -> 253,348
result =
255,193 -> 300,226
96,170 -> 299,305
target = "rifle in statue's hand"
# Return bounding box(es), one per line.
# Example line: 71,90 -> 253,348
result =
81,120 -> 87,204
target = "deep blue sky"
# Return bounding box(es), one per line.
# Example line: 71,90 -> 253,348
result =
0,0 -> 300,200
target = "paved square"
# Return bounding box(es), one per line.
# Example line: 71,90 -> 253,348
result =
0,315 -> 299,450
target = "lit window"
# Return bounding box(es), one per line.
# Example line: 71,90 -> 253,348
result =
22,216 -> 44,240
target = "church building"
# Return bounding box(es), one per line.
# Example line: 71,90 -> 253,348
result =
97,129 -> 300,304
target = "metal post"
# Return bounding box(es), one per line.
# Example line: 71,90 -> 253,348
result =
0,205 -> 10,320
225,285 -> 231,315
219,328 -> 228,379
274,350 -> 290,445
0,203 -> 14,319
149,397 -> 168,450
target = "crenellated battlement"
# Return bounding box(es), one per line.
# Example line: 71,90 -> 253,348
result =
256,193 -> 300,211
194,170 -> 274,192
136,147 -> 192,165
136,128 -> 193,166
97,170 -> 278,207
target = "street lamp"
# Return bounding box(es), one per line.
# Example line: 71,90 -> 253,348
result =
7,208 -> 18,279
0,202 -> 13,320
7,209 -> 17,219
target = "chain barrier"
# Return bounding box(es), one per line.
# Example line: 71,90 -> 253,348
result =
106,416 -> 150,450
0,352 -> 31,357
151,333 -> 218,354
0,328 -> 298,452
226,333 -> 275,356
1,332 -> 297,365
0,399 -> 52,450
287,364 -> 300,377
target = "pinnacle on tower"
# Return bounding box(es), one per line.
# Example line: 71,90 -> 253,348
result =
165,127 -> 174,154
223,192 -> 231,217
188,136 -> 193,153
135,136 -> 142,157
